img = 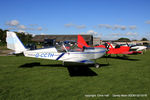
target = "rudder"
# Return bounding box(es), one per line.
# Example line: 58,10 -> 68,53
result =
6,31 -> 27,53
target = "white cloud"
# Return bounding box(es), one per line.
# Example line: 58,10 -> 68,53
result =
94,33 -> 103,38
6,20 -> 19,26
29,24 -> 38,26
113,25 -> 120,30
37,27 -> 42,31
5,20 -> 47,32
98,24 -> 132,30
98,24 -> 105,28
125,32 -> 138,36
101,32 -> 139,40
80,30 -> 98,35
145,20 -> 150,24
105,24 -> 112,29
17,25 -> 26,30
87,30 -> 98,35
111,33 -> 122,36
27,28 -> 35,31
40,33 -> 46,35
76,25 -> 86,29
101,35 -> 120,40
98,24 -> 112,29
110,32 -> 138,36
7,27 -> 17,30
18,30 -> 25,33
120,26 -> 126,30
129,25 -> 136,30
64,23 -> 86,29
64,23 -> 74,27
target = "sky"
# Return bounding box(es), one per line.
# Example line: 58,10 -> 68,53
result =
0,0 -> 150,40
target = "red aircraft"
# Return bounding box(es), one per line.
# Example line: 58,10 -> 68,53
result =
77,35 -> 138,55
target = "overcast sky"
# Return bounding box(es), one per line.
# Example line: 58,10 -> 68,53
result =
0,0 -> 150,40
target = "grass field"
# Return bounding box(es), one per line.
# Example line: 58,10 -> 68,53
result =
0,51 -> 150,100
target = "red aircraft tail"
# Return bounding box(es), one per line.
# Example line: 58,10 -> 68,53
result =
77,35 -> 90,48
77,35 -> 106,48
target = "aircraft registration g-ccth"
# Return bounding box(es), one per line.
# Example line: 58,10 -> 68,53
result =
6,31 -> 106,68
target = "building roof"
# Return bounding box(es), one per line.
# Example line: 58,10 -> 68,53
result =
32,35 -> 92,42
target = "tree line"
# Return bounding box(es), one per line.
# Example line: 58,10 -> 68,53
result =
115,37 -> 148,42
0,29 -> 33,46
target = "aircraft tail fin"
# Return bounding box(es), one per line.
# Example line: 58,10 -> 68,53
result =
77,35 -> 90,48
6,31 -> 27,54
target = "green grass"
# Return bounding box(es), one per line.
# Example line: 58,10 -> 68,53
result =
0,51 -> 150,100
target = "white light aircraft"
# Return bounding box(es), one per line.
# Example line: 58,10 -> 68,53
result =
121,44 -> 147,51
130,45 -> 147,51
6,31 -> 106,68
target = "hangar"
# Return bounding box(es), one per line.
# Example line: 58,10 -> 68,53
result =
32,35 -> 94,45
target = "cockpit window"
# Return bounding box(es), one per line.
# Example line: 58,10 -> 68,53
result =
55,41 -> 82,52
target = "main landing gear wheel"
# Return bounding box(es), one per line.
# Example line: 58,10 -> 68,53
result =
95,63 -> 100,68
